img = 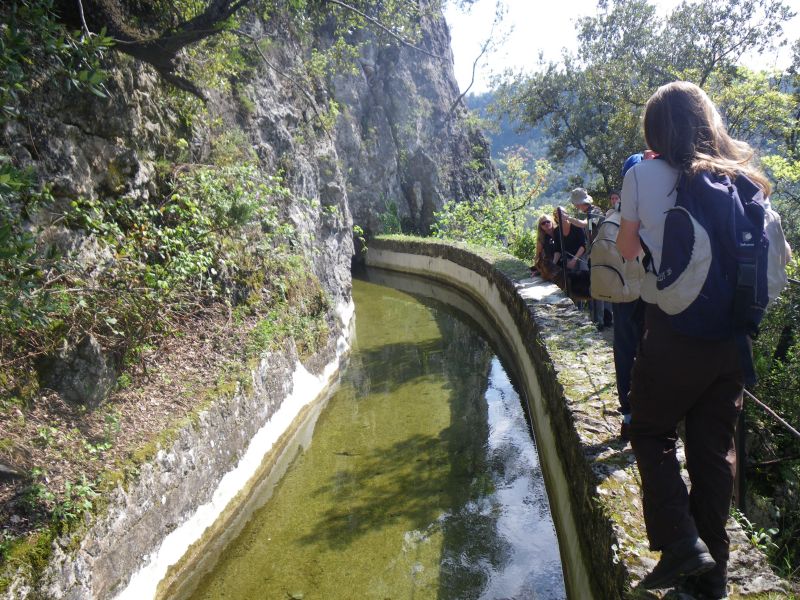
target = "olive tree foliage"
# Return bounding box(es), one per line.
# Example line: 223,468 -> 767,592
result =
714,39 -> 800,580
660,0 -> 793,86
748,49 -> 800,571
761,41 -> 800,223
0,1 -> 114,123
495,0 -> 796,195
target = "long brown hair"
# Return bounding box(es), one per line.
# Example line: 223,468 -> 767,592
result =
535,214 -> 553,261
643,81 -> 771,195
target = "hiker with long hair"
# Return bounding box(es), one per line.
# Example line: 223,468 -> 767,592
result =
567,187 -> 613,328
616,81 -> 775,598
533,214 -> 558,279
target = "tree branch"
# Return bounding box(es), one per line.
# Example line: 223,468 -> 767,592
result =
750,455 -> 800,467
445,25 -> 492,118
443,1 -> 504,125
76,0 -> 91,36
58,0 -> 257,99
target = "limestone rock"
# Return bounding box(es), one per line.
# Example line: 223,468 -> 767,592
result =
38,335 -> 118,409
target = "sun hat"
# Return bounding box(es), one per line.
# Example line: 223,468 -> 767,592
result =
569,188 -> 593,206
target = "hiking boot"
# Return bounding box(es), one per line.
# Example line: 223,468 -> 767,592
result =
683,572 -> 728,599
639,536 -> 716,590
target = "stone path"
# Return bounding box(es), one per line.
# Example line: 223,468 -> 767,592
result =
518,276 -> 792,599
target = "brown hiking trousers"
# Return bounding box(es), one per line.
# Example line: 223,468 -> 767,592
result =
628,304 -> 744,576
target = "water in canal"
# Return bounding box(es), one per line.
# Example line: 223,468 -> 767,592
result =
186,270 -> 565,599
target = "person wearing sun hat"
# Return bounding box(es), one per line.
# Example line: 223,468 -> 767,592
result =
570,187 -> 593,208
564,187 -> 610,328
566,187 -> 605,242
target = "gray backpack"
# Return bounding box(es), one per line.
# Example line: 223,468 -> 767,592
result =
589,210 -> 645,303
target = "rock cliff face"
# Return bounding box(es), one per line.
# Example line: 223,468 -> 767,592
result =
330,7 -> 495,236
2,2 -> 493,403
4,5 -> 492,296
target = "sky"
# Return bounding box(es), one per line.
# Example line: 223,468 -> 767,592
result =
444,0 -> 800,94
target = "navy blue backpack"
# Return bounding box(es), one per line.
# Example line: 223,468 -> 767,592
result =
642,171 -> 779,383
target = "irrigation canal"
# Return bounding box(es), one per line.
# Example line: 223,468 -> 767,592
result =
182,268 -> 566,599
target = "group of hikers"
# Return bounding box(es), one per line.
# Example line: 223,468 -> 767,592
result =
528,81 -> 793,599
533,187 -> 618,327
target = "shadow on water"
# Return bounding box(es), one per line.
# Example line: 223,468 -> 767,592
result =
346,338 -> 452,399
298,298 -> 503,598
297,429 -> 482,550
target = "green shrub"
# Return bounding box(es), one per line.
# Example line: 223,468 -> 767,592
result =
379,199 -> 402,234
0,0 -> 113,124
0,162 -> 299,401
748,258 -> 800,578
432,154 -> 551,261
507,228 -> 537,264
432,194 -> 513,250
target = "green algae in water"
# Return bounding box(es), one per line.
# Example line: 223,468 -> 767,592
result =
187,276 -> 565,599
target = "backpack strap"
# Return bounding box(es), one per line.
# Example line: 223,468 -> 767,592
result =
639,236 -> 654,274
730,180 -> 757,335
731,175 -> 765,338
731,174 -> 767,387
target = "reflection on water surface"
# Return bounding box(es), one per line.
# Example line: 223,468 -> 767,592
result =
187,273 -> 565,599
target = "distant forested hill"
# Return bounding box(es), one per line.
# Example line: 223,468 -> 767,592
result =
465,92 -> 548,159
466,91 -> 591,209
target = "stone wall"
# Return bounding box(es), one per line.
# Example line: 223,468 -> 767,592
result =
366,236 -> 790,599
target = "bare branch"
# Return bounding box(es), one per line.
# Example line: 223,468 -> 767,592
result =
745,388 -> 800,441
445,29 -> 492,118
443,1 -> 504,122
76,0 -> 91,36
751,455 -> 800,467
159,69 -> 209,101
